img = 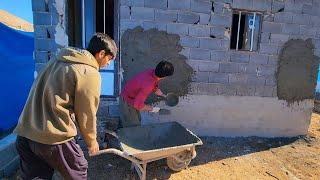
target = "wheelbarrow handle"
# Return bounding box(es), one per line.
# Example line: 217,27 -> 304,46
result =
92,148 -> 143,165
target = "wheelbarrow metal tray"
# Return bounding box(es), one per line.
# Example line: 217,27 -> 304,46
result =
116,122 -> 203,161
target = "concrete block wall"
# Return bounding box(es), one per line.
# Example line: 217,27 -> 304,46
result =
32,0 -> 68,74
119,0 -> 320,98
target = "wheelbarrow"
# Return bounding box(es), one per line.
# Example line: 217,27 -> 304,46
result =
94,122 -> 203,180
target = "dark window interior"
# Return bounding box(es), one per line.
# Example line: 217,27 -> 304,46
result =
67,0 -> 82,48
96,0 -> 114,38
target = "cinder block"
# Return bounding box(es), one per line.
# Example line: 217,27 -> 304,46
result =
252,0 -> 272,11
35,51 -> 50,63
268,55 -> 279,65
178,12 -> 200,24
206,83 -> 220,95
310,16 -> 320,26
236,85 -> 255,96
168,0 -> 190,10
34,38 -> 56,51
133,0 -> 144,6
155,10 -> 178,22
219,63 -> 238,73
259,43 -> 279,55
180,36 -> 200,48
33,12 -> 52,25
255,85 -> 274,97
274,12 -> 293,23
180,47 -> 190,58
302,4 -> 319,16
198,61 -> 219,72
131,7 -> 154,20
34,26 -> 49,38
210,26 -> 227,38
217,84 -> 237,96
196,83 -> 216,95
199,13 -> 210,25
220,40 -> 229,49
265,75 -> 276,86
144,0 -> 167,9
32,0 -> 47,12
209,73 -> 228,83
200,38 -> 222,50
191,0 -> 211,13
120,20 -> 140,31
260,32 -> 270,43
35,63 -> 47,74
229,74 -> 248,84
260,65 -> 276,76
230,52 -> 249,63
120,6 -> 131,19
108,105 -> 120,117
300,25 -> 318,37
270,34 -> 290,43
271,1 -> 285,13
285,0 -> 303,13
249,53 -> 269,65
193,71 -> 209,82
189,25 -> 210,37
292,14 -> 311,25
186,60 -> 199,71
142,21 -> 166,31
233,0 -> 253,9
262,22 -> 283,34
167,23 -> 189,35
120,0 -> 132,6
190,48 -> 211,60
210,14 -> 232,27
282,23 -> 300,34
211,50 -> 230,62
247,76 -> 266,85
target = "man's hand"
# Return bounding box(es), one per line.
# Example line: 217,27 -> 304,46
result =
88,141 -> 99,156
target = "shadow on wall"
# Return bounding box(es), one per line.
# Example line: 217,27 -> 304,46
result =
0,22 -> 34,136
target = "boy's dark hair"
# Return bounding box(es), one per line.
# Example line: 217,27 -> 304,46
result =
155,61 -> 174,78
86,33 -> 118,58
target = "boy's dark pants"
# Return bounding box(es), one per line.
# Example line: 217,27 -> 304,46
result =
15,136 -> 88,180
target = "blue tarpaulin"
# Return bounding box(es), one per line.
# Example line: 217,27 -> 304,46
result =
0,22 -> 34,132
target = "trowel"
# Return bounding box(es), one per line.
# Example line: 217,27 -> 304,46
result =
157,93 -> 179,115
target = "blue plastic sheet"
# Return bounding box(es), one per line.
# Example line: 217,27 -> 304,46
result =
0,22 -> 34,132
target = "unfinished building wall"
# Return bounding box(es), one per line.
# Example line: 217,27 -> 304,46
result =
32,0 -> 68,74
119,0 -> 320,137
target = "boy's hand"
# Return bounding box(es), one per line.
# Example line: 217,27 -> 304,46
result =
150,107 -> 161,113
88,141 -> 99,156
155,89 -> 165,97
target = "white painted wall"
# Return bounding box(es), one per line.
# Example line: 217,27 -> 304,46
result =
141,95 -> 313,137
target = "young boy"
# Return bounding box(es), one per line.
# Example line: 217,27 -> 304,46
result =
14,33 -> 117,179
120,61 -> 174,127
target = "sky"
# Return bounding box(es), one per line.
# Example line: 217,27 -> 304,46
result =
0,0 -> 33,23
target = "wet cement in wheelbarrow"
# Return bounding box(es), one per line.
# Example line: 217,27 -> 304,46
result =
117,122 -> 199,153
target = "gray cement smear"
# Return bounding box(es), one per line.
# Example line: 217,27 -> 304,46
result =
121,27 -> 194,103
277,39 -> 319,104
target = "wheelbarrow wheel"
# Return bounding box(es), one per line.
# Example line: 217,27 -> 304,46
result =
166,150 -> 193,171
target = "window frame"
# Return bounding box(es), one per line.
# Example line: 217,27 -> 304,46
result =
230,10 -> 263,52
80,0 -> 120,99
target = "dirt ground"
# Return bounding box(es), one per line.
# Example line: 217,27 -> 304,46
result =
9,113 -> 320,180
86,113 -> 320,180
